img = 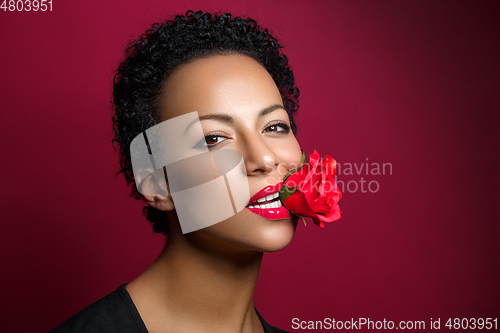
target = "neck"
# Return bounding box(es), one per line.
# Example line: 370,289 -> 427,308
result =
126,221 -> 265,333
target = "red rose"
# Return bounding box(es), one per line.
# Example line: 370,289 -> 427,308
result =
279,150 -> 342,227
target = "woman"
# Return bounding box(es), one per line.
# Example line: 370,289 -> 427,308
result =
51,10 -> 302,333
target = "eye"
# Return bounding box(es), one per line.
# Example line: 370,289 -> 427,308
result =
193,132 -> 229,149
205,134 -> 227,146
263,121 -> 290,134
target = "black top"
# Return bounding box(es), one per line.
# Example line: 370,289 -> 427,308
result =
49,284 -> 289,333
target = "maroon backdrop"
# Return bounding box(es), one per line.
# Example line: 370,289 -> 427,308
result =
1,1 -> 499,332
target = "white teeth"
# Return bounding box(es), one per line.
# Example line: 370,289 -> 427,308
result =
248,200 -> 282,209
252,192 -> 280,207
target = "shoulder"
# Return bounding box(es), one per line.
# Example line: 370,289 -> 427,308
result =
49,284 -> 146,333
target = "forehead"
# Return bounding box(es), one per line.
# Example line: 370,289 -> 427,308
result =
159,54 -> 283,121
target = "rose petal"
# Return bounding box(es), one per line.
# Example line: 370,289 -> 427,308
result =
283,191 -> 316,217
284,163 -> 311,188
322,154 -> 337,176
302,162 -> 320,185
309,150 -> 320,167
319,178 -> 341,198
310,196 -> 331,215
318,197 -> 342,222
283,191 -> 322,226
301,167 -> 321,204
319,205 -> 341,222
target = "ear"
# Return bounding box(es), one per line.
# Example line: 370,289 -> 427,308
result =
143,193 -> 175,211
140,171 -> 175,211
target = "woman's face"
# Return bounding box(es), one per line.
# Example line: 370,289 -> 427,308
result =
159,54 -> 302,253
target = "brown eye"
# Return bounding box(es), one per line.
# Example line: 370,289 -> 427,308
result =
264,122 -> 290,134
205,135 -> 220,145
193,133 -> 229,149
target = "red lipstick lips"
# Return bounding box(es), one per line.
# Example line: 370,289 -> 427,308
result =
247,182 -> 283,206
245,182 -> 291,220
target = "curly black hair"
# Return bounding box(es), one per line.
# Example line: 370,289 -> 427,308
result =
112,10 -> 300,236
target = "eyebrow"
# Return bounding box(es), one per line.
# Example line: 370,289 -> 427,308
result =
186,104 -> 285,130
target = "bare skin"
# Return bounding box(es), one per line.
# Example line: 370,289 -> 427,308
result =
126,54 -> 302,333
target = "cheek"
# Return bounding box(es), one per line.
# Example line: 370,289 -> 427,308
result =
277,135 -> 302,171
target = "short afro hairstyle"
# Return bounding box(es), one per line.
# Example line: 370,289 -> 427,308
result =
112,10 -> 300,236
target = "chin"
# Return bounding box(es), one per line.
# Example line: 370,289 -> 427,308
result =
253,218 -> 298,252
230,207 -> 299,253
191,212 -> 299,255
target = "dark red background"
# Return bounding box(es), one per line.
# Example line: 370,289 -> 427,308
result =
1,1 -> 499,332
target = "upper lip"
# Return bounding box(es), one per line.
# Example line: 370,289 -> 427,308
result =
247,182 -> 283,207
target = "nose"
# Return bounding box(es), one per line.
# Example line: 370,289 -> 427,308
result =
242,134 -> 279,176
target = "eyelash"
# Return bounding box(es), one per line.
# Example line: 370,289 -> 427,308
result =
198,121 -> 290,149
263,121 -> 290,134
